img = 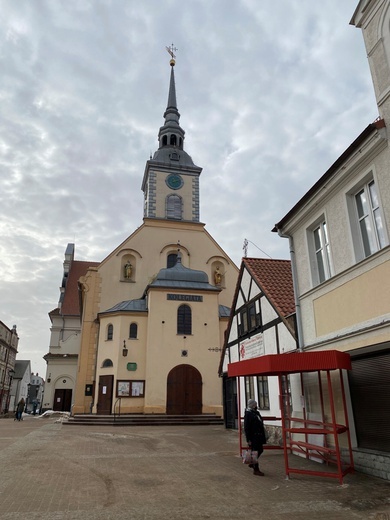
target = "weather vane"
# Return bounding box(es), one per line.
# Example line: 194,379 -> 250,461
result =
166,43 -> 178,66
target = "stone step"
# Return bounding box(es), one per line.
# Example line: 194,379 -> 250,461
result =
64,414 -> 224,426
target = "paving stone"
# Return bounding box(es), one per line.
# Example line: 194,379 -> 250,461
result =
0,416 -> 389,520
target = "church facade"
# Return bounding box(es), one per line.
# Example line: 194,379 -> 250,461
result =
50,56 -> 239,416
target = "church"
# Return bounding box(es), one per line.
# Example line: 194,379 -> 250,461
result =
43,52 -> 239,417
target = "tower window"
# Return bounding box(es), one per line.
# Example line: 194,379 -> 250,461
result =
107,324 -> 113,341
170,134 -> 177,146
166,195 -> 182,220
177,304 -> 192,335
167,253 -> 178,268
129,323 -> 138,339
162,135 -> 167,146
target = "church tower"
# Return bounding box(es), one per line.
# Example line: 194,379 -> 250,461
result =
142,53 -> 202,222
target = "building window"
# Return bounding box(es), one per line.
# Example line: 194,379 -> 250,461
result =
238,299 -> 261,337
167,253 -> 178,268
257,376 -> 270,410
102,359 -> 113,368
308,216 -> 333,286
177,304 -> 192,335
166,195 -> 182,220
244,377 -> 255,406
129,323 -> 138,339
107,324 -> 113,341
313,220 -> 331,283
355,180 -> 386,258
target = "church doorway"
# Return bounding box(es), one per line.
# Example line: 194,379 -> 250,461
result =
53,389 -> 72,412
166,364 -> 202,415
97,375 -> 113,414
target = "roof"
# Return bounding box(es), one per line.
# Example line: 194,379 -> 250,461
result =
149,256 -> 219,292
219,305 -> 231,318
61,260 -> 99,316
228,350 -> 351,377
102,299 -> 147,314
243,258 -> 295,317
273,120 -> 385,233
13,360 -> 31,379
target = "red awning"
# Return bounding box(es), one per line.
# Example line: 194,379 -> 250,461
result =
228,350 -> 351,377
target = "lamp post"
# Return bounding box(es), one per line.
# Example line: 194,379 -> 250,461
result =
5,369 -> 15,414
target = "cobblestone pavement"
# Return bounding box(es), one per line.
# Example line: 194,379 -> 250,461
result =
0,415 -> 389,520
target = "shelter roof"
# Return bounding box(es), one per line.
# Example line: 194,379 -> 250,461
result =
228,350 -> 351,377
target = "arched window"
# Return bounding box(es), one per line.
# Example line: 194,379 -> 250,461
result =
177,304 -> 192,335
162,135 -> 167,146
167,253 -> 178,268
102,359 -> 113,368
129,323 -> 138,339
166,195 -> 182,220
107,324 -> 113,341
170,134 -> 177,146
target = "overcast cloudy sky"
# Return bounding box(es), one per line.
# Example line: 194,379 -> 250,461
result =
0,1 -> 378,378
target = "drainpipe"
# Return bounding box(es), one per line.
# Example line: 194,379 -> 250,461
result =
277,231 -> 304,352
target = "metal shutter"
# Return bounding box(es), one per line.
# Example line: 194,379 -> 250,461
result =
348,351 -> 390,452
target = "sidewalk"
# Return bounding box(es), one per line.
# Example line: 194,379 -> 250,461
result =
0,415 -> 389,520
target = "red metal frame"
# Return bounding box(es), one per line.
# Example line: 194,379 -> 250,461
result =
229,351 -> 354,484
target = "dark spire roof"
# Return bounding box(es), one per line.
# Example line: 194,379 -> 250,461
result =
151,58 -> 199,168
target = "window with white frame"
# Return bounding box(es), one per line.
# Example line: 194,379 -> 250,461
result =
308,217 -> 332,286
354,180 -> 386,258
313,220 -> 332,283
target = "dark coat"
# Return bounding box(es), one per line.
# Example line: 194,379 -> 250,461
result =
244,408 -> 266,452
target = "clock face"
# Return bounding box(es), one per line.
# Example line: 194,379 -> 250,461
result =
166,173 -> 183,190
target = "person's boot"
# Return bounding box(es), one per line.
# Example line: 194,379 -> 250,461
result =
253,464 -> 264,476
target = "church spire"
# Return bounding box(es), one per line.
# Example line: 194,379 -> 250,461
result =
158,45 -> 185,151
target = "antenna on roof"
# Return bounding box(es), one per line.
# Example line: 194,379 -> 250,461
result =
244,239 -> 272,259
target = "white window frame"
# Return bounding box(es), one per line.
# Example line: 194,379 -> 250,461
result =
347,173 -> 388,262
307,215 -> 333,286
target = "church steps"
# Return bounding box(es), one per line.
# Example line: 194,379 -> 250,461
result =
64,414 -> 224,426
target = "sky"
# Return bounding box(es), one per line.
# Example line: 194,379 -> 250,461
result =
0,1 -> 379,378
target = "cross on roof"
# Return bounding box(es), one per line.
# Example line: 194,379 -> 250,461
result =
166,43 -> 178,60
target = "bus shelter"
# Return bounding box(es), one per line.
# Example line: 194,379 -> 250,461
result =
228,350 -> 354,484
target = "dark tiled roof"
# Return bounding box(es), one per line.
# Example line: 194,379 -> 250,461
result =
61,260 -> 99,316
243,258 -> 295,318
219,305 -> 231,318
102,299 -> 148,314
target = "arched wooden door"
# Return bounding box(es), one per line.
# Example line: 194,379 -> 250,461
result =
166,364 -> 202,415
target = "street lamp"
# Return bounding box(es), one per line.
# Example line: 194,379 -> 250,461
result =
122,340 -> 128,357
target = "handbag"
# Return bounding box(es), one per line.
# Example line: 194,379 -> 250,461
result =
242,450 -> 258,464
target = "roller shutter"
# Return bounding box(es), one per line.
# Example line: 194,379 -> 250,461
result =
348,350 -> 390,452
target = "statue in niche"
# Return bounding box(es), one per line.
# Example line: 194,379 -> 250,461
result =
214,266 -> 222,285
124,261 -> 133,279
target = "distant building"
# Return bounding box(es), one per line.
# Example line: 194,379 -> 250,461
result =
9,360 -> 31,413
42,245 -> 98,412
26,373 -> 45,414
0,322 -> 18,414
